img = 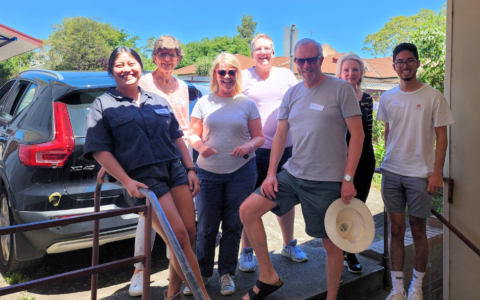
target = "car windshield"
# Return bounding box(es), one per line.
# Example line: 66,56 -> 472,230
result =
64,90 -> 107,138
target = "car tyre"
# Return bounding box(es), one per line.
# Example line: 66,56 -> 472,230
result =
0,188 -> 44,273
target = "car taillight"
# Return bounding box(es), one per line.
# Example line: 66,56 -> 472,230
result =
19,102 -> 74,167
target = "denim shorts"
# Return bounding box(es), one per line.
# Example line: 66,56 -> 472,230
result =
127,159 -> 188,206
254,170 -> 341,238
381,169 -> 432,218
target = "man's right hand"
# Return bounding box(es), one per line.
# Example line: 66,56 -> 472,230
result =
199,144 -> 218,158
261,174 -> 278,199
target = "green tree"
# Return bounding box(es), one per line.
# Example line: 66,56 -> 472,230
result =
412,6 -> 447,93
194,57 -> 213,76
177,35 -> 250,69
237,14 -> 257,44
46,16 -> 140,71
0,52 -> 35,85
363,8 -> 439,57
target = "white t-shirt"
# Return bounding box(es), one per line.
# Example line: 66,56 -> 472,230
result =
278,76 -> 361,181
191,93 -> 260,174
376,84 -> 454,178
241,67 -> 298,148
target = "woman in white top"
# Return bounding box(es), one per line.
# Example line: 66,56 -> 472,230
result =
239,34 -> 307,271
188,52 -> 264,296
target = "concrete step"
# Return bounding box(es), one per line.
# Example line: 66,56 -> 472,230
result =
103,243 -> 385,300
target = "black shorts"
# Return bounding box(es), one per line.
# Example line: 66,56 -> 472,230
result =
126,159 -> 189,206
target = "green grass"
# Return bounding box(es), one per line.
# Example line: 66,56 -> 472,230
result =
17,292 -> 36,300
3,272 -> 31,285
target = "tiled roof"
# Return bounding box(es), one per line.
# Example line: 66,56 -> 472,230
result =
174,52 -> 398,80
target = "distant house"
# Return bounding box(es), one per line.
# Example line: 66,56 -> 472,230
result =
175,44 -> 399,100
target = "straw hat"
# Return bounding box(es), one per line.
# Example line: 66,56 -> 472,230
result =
324,198 -> 375,253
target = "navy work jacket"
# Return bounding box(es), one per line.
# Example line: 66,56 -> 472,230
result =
84,87 -> 183,174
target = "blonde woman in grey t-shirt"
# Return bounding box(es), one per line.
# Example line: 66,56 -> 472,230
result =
188,53 -> 264,296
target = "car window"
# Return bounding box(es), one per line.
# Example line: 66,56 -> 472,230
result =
4,81 -> 30,116
14,84 -> 37,116
0,81 -> 16,111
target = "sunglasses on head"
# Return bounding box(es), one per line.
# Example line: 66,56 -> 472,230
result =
294,56 -> 320,66
217,69 -> 237,76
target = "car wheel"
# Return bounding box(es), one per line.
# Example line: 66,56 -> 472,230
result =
0,188 -> 43,273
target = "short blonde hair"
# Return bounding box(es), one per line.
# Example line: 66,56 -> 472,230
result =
209,52 -> 243,94
152,35 -> 184,59
250,33 -> 274,53
335,54 -> 365,89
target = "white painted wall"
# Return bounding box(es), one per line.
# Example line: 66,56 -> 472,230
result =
445,0 -> 480,298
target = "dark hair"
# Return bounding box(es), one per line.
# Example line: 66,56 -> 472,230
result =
107,47 -> 143,75
393,43 -> 419,62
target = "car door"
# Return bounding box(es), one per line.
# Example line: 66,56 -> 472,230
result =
0,80 -> 17,159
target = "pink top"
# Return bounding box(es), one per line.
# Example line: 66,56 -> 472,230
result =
139,73 -> 189,136
241,67 -> 298,148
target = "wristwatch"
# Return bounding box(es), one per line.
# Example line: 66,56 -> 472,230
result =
343,174 -> 353,182
186,167 -> 197,174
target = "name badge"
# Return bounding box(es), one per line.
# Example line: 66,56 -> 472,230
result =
175,97 -> 185,107
392,100 -> 405,107
154,108 -> 170,116
309,103 -> 324,111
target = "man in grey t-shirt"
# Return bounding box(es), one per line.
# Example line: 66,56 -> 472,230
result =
239,38 -> 364,300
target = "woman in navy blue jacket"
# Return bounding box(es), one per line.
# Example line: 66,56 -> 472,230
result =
84,47 -> 210,300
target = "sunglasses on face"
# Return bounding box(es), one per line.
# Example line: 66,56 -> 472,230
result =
157,52 -> 177,59
294,56 -> 320,66
217,69 -> 237,76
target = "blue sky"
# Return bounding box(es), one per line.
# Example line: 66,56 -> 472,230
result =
2,0 -> 445,59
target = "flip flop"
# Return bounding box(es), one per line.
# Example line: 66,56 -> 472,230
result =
247,278 -> 283,300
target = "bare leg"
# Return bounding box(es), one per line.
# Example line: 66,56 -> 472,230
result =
141,186 -> 209,300
242,207 -> 295,249
323,238 -> 343,300
408,215 -> 428,272
240,194 -> 280,300
389,213 -> 407,271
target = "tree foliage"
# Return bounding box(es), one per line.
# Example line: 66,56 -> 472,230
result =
177,35 -> 251,69
45,16 -> 140,71
237,14 -> 258,44
412,6 -> 447,93
363,8 -> 439,57
194,57 -> 213,76
0,52 -> 35,85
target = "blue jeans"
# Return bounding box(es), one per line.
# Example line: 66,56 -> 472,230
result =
195,158 -> 257,277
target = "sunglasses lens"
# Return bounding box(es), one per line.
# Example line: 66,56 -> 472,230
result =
297,59 -> 306,65
218,70 -> 227,76
307,57 -> 317,64
228,70 -> 236,76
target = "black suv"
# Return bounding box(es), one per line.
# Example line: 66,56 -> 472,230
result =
0,70 -> 200,272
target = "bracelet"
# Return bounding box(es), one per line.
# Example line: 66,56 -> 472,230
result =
248,142 -> 254,151
186,167 -> 197,174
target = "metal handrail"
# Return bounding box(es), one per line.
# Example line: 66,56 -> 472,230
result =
110,181 -> 205,300
0,181 -> 205,299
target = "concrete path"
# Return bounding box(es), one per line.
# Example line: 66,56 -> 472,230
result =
1,188 -> 385,300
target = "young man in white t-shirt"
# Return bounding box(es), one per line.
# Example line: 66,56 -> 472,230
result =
377,43 -> 454,300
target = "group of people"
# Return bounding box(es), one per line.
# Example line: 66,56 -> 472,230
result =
84,32 -> 453,300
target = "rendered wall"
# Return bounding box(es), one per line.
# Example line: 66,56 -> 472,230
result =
445,0 -> 480,298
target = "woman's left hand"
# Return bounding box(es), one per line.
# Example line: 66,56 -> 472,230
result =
187,171 -> 200,197
230,144 -> 251,158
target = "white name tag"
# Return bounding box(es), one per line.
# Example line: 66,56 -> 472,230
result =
154,108 -> 170,116
392,100 -> 405,107
309,103 -> 325,111
175,97 -> 185,107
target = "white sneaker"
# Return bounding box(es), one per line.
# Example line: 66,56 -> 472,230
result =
386,290 -> 407,300
129,271 -> 143,297
407,288 -> 423,300
183,277 -> 209,296
219,273 -> 235,296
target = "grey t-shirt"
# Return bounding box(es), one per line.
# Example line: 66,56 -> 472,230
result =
191,93 -> 261,174
278,76 -> 361,181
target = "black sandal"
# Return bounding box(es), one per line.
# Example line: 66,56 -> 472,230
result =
247,278 -> 283,300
